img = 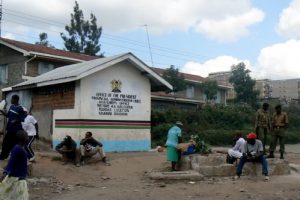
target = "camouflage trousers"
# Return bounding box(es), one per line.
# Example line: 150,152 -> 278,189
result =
256,126 -> 268,153
269,127 -> 285,153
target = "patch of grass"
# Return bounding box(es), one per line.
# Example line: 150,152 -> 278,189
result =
51,156 -> 62,161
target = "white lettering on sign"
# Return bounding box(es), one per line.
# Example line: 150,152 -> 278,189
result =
91,92 -> 142,116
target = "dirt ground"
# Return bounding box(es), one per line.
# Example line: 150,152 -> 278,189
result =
1,144 -> 300,200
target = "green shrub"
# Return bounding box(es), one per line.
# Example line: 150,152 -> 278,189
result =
285,129 -> 300,144
151,104 -> 300,146
190,134 -> 212,154
151,123 -> 172,147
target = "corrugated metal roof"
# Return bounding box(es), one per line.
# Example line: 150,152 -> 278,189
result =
0,37 -> 98,61
11,53 -> 173,91
152,67 -> 207,83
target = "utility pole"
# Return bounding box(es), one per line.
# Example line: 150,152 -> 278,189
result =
0,0 -> 2,37
143,24 -> 154,66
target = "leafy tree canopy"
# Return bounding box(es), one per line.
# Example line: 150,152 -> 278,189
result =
200,80 -> 218,102
61,1 -> 103,56
163,65 -> 186,92
35,32 -> 54,48
229,62 -> 258,106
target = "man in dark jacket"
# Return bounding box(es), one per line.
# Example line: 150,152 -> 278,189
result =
80,131 -> 109,165
0,95 -> 27,160
55,135 -> 80,166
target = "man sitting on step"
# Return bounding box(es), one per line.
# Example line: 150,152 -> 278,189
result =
227,131 -> 246,162
235,133 -> 269,181
79,131 -> 109,166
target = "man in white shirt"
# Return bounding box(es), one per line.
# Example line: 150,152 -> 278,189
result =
228,132 -> 246,159
22,107 -> 39,162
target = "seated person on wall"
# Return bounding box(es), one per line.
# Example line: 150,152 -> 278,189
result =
235,133 -> 269,181
80,132 -> 109,165
227,131 -> 246,163
55,135 -> 80,166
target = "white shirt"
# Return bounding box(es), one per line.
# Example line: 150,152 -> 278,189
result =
22,115 -> 37,136
232,138 -> 246,152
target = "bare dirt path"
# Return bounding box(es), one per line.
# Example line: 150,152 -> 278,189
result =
1,144 -> 300,200
36,145 -> 300,200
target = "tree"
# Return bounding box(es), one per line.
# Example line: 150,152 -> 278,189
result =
163,65 -> 186,92
200,80 -> 218,103
35,32 -> 54,48
60,1 -> 103,56
229,62 -> 259,106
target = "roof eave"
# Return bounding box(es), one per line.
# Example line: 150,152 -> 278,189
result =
1,87 -> 12,92
28,51 -> 86,63
217,85 -> 234,90
126,54 -> 173,91
151,95 -> 205,104
0,40 -> 28,55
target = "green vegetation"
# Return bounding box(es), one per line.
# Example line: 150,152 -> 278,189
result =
162,65 -> 186,92
229,62 -> 259,107
61,1 -> 103,56
35,32 -> 55,48
199,80 -> 218,103
151,104 -> 300,147
190,134 -> 212,154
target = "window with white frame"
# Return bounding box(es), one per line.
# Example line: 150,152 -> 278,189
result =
38,62 -> 55,75
186,85 -> 195,98
0,64 -> 8,84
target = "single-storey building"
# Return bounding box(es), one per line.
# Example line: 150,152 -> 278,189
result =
3,53 -> 172,152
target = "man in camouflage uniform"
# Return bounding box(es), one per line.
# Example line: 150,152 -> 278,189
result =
255,103 -> 271,154
268,105 -> 288,159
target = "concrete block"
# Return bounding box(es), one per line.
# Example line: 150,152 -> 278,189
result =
148,171 -> 204,181
194,164 -> 236,177
241,159 -> 290,176
289,163 -> 300,173
179,155 -> 191,171
181,154 -> 291,177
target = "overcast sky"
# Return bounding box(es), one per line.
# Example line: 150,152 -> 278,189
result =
2,0 -> 300,79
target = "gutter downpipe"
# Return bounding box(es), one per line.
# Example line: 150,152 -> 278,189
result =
24,55 -> 37,76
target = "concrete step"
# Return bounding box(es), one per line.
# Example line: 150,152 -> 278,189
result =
148,171 -> 204,181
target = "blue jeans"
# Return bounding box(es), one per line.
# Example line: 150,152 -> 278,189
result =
236,155 -> 268,176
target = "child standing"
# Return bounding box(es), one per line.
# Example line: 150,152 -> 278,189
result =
0,130 -> 29,200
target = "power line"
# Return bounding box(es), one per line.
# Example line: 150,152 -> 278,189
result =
2,7 -> 211,59
2,19 -> 208,63
3,7 -> 298,79
3,29 -> 299,79
1,29 -> 173,68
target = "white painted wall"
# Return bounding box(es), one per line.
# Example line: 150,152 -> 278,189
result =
80,61 -> 151,120
53,61 -> 151,151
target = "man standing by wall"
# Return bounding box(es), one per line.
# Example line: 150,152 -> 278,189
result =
268,105 -> 288,159
255,103 -> 271,154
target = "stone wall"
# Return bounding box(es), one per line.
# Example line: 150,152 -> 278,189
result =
32,83 -> 75,110
0,45 -> 26,98
181,154 -> 291,177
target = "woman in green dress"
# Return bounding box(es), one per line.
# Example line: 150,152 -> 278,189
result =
165,121 -> 183,171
